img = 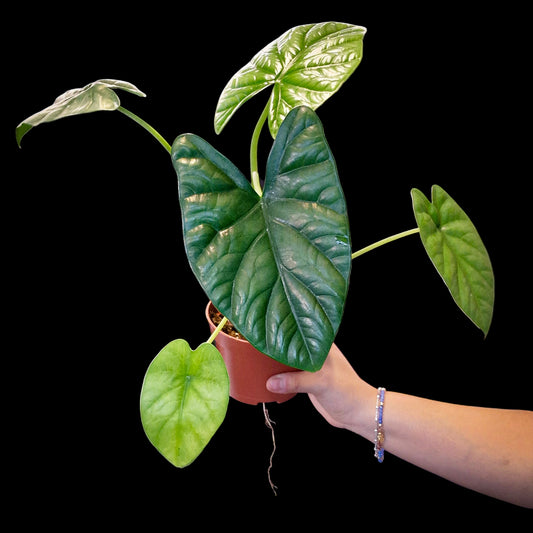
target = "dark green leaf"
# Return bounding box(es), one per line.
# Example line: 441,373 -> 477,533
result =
214,22 -> 366,137
411,185 -> 495,336
173,106 -> 351,371
140,339 -> 229,468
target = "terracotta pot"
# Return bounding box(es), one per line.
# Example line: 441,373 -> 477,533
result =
205,301 -> 297,405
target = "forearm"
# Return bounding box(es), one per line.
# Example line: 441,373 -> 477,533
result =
266,346 -> 533,507
351,388 -> 533,508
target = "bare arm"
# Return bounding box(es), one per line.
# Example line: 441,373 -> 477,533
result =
266,344 -> 533,508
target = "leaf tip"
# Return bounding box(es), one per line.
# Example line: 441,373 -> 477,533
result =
16,122 -> 32,148
410,187 -> 422,201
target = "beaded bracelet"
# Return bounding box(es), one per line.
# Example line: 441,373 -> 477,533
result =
374,387 -> 386,463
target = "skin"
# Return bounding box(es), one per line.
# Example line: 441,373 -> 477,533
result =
266,344 -> 533,508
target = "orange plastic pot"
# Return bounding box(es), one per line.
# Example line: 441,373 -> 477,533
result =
205,301 -> 297,405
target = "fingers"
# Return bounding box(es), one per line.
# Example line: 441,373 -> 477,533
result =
266,370 -> 322,395
266,343 -> 344,395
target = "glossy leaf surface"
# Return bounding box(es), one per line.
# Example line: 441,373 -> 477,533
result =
140,339 -> 229,468
411,185 -> 495,336
215,22 -> 366,138
173,106 -> 351,371
16,79 -> 146,146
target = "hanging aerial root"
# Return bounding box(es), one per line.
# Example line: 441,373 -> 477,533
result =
262,402 -> 278,496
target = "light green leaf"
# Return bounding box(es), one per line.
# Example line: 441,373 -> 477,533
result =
140,339 -> 229,468
16,79 -> 146,146
173,106 -> 351,371
411,185 -> 495,336
214,22 -> 366,137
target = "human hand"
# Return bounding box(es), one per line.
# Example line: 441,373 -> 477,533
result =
266,344 -> 376,435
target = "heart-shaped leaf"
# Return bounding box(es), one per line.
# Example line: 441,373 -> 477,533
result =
411,185 -> 495,336
214,22 -> 366,138
16,79 -> 146,146
140,339 -> 229,468
173,106 -> 351,371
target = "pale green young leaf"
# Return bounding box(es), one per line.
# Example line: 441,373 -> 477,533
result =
214,22 -> 366,137
16,79 -> 146,146
411,185 -> 495,336
140,339 -> 229,468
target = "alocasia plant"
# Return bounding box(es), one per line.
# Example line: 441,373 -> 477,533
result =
16,21 -> 494,469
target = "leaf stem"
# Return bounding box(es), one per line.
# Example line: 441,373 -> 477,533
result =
250,99 -> 270,196
351,227 -> 420,260
207,316 -> 229,345
117,106 -> 172,154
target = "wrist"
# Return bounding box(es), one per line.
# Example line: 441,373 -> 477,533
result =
347,379 -> 379,441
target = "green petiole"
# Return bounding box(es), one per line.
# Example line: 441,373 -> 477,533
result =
249,99 -> 270,196
351,227 -> 420,260
118,106 -> 172,154
207,316 -> 229,345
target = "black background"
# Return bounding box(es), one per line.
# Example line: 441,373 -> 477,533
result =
5,2 -> 531,525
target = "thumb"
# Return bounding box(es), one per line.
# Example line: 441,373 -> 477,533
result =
266,371 -> 320,395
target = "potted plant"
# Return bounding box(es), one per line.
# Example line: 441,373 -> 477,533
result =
16,22 -> 494,472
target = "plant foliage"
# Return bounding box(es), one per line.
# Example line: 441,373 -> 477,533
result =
140,339 -> 229,467
215,22 -> 366,137
173,106 -> 351,371
16,79 -> 145,146
412,185 -> 495,336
